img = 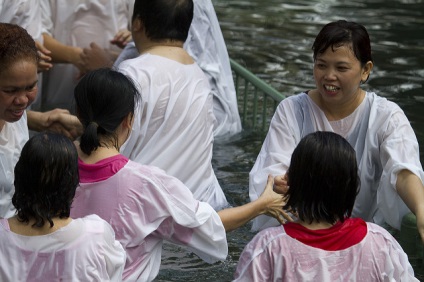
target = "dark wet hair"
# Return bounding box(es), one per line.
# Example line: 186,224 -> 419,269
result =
285,131 -> 359,224
312,20 -> 373,67
74,68 -> 140,155
133,0 -> 193,42
0,23 -> 39,75
13,132 -> 79,228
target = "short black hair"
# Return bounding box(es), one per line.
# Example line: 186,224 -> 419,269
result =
133,0 -> 193,42
13,132 -> 79,228
74,68 -> 140,155
312,20 -> 373,68
285,131 -> 359,224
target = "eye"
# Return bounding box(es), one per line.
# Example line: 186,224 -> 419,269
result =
315,63 -> 326,69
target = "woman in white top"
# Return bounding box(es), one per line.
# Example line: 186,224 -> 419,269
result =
0,132 -> 125,281
249,20 -> 424,240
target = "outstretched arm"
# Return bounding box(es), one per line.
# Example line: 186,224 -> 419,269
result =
396,169 -> 424,243
218,175 -> 292,232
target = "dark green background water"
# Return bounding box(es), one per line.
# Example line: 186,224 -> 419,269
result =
156,0 -> 424,281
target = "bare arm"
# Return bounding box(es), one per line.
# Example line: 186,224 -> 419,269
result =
218,175 -> 292,232
396,169 -> 424,242
42,33 -> 83,67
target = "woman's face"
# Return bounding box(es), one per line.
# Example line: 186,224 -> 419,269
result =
0,60 -> 38,126
313,44 -> 372,108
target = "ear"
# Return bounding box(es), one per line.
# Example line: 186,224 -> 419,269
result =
361,61 -> 373,83
121,112 -> 134,130
132,17 -> 143,32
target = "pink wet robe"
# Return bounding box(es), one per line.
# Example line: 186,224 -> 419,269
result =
234,222 -> 418,281
71,155 -> 227,282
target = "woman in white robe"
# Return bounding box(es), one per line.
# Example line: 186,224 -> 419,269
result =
249,20 -> 424,238
0,132 -> 125,281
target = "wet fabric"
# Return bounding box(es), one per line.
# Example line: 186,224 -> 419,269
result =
0,215 -> 126,281
283,218 -> 367,251
249,92 -> 424,230
234,222 -> 417,281
118,53 -> 228,210
0,114 -> 28,218
72,159 -> 228,281
40,0 -> 133,112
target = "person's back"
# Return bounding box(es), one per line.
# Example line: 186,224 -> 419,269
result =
0,132 -> 125,281
0,215 -> 124,281
235,132 -> 417,281
118,0 -> 228,210
234,222 -> 416,281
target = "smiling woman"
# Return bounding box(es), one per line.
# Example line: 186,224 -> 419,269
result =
249,20 -> 424,246
0,23 -> 39,218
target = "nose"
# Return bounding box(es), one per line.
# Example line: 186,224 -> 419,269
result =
324,68 -> 337,81
13,91 -> 33,106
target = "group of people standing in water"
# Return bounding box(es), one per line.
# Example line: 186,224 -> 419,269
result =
1,0 -> 423,281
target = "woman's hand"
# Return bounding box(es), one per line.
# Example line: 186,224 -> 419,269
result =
259,175 -> 293,224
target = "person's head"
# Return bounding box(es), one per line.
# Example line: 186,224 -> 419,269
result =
132,0 -> 194,42
0,23 -> 39,127
12,132 -> 79,228
74,68 -> 140,155
311,20 -> 374,106
285,131 -> 359,225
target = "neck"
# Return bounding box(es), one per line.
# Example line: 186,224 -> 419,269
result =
0,119 -> 5,131
8,216 -> 72,236
297,219 -> 336,230
76,141 -> 120,164
139,39 -> 184,54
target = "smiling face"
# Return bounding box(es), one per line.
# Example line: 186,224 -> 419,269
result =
0,59 -> 38,128
313,44 -> 373,110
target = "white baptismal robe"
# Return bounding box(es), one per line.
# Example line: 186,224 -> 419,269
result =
0,114 -> 28,218
71,161 -> 228,282
0,215 -> 126,281
234,223 -> 418,281
119,54 -> 228,210
40,0 -> 133,112
0,0 -> 44,42
184,0 -> 241,138
250,92 -> 424,230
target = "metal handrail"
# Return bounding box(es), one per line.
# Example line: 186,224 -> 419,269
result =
230,59 -> 285,132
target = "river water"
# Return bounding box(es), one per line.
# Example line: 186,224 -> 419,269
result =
156,0 -> 424,281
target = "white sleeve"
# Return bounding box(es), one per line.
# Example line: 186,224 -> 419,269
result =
377,108 -> 424,229
248,99 -> 300,230
100,220 -> 126,281
40,0 -> 53,35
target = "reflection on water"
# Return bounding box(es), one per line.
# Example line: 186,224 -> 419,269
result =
156,0 -> 424,281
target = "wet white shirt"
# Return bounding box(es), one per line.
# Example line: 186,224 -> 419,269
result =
0,214 -> 126,281
249,92 -> 424,230
71,160 -> 228,282
234,222 -> 417,281
40,0 -> 134,111
184,0 -> 241,138
0,114 -> 28,218
0,0 -> 45,42
119,53 -> 228,210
